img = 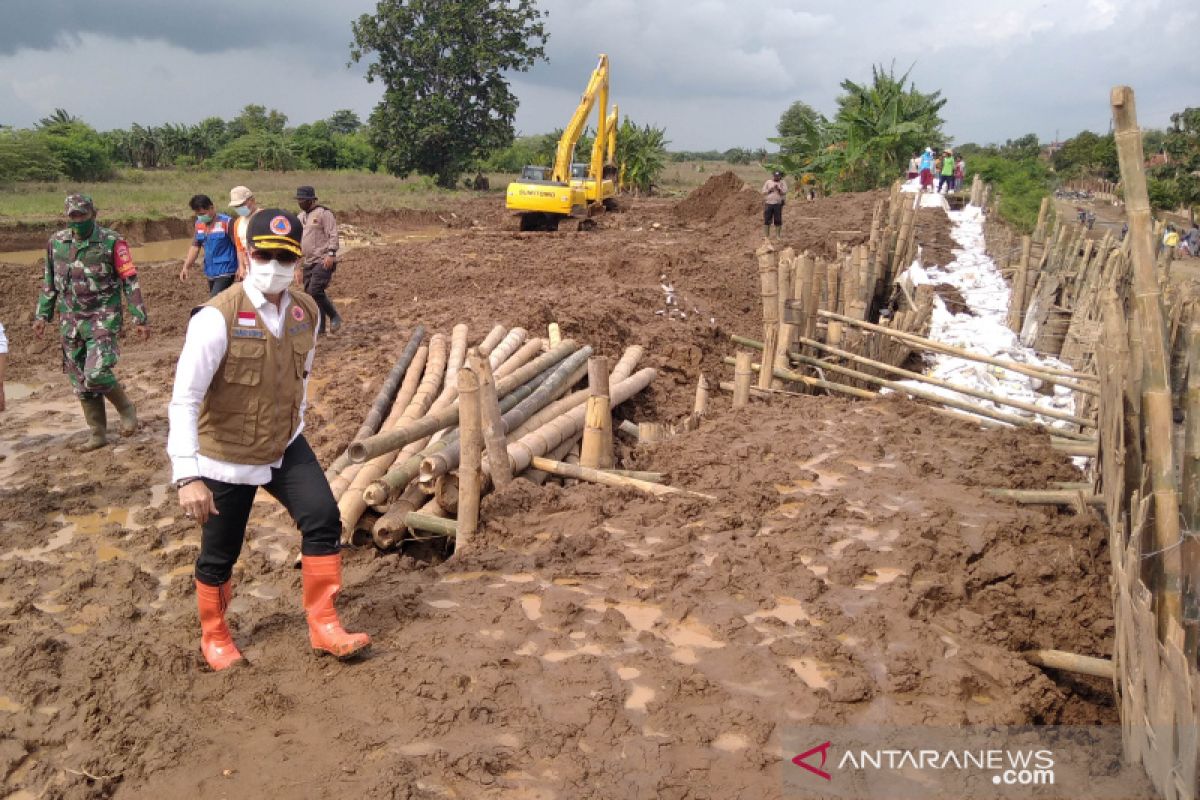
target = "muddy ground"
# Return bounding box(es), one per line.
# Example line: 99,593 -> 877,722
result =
0,175 -> 1148,798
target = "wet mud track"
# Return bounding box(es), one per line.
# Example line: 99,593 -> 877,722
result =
0,184 -> 1138,798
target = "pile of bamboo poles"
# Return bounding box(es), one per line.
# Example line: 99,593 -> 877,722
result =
323,323 -> 693,551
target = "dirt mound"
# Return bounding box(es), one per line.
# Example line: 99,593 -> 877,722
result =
673,171 -> 755,225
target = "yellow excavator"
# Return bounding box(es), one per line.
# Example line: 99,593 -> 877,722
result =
506,54 -> 618,231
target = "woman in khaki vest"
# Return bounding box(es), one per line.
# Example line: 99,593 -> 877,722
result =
166,208 -> 369,671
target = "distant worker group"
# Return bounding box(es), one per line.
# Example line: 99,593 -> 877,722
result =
908,148 -> 965,194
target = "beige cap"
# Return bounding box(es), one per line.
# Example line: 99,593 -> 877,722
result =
229,186 -> 253,207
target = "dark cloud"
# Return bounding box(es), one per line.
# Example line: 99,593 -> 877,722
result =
0,0 -> 374,58
0,0 -> 1194,149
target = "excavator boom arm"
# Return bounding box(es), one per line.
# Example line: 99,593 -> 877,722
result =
553,54 -> 608,183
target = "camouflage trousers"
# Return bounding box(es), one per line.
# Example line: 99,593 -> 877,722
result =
59,315 -> 120,397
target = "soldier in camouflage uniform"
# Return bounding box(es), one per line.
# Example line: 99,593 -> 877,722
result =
32,194 -> 150,451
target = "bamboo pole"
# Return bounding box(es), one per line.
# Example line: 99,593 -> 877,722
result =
487,327 -> 527,370
372,483 -> 427,549
338,336 -> 447,538
363,356 -> 560,506
638,422 -> 668,444
419,346 -> 594,484
548,322 -> 561,349
788,335 -> 1092,427
406,512 -> 458,539
529,456 -> 715,500
816,309 -> 1100,392
1182,321 -> 1200,659
425,368 -> 656,515
456,364 -> 482,550
1034,197 -> 1050,243
470,349 -> 512,489
784,351 -> 1096,440
733,351 -> 753,408
476,324 -> 507,357
329,343 -> 429,499
581,356 -> 613,469
759,326 -> 780,391
1007,236 -> 1032,334
493,337 -> 543,380
1112,85 -> 1183,634
617,420 -> 640,439
693,373 -> 709,417
325,325 -> 425,481
987,488 -> 1104,507
1023,649 -> 1114,679
604,469 -> 664,482
721,357 -> 877,400
348,341 -> 578,462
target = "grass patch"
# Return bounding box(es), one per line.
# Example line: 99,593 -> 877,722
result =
0,168 -> 467,227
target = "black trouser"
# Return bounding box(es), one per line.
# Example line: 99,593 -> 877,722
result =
303,261 -> 340,331
938,174 -> 954,192
207,273 -> 236,297
194,436 -> 340,586
764,203 -> 783,227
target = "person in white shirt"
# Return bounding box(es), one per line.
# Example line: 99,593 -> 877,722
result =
167,208 -> 369,671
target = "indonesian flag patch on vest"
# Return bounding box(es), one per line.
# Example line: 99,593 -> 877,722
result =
236,311 -> 257,327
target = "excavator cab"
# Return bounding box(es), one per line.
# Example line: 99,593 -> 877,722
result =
520,165 -> 552,182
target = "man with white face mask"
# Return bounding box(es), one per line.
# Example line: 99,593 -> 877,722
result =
167,208 -> 370,672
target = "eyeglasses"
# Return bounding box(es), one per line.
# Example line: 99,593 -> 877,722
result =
249,249 -> 300,266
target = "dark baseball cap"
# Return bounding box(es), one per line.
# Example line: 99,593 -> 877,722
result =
246,209 -> 303,257
295,185 -> 318,201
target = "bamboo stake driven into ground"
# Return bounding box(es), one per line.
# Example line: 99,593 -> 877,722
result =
1112,85 -> 1183,635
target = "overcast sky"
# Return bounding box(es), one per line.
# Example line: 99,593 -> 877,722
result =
0,0 -> 1195,151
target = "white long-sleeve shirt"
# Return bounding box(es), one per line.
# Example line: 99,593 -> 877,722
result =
167,284 -> 318,485
0,321 -> 8,354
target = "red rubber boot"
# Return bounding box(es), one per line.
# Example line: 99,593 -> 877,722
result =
301,554 -> 371,659
196,580 -> 244,671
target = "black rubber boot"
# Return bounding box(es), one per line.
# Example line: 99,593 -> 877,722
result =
105,383 -> 138,436
79,395 -> 108,452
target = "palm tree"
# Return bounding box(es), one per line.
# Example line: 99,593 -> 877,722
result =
37,108 -> 80,130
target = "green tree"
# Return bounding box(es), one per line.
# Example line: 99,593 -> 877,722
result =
211,132 -> 300,171
40,120 -> 113,180
292,121 -> 338,169
333,131 -> 378,171
1000,133 -> 1040,161
327,109 -> 363,135
0,129 -> 63,181
227,104 -> 288,138
772,65 -> 944,193
350,0 -> 548,187
1051,130 -> 1117,180
614,120 -> 668,194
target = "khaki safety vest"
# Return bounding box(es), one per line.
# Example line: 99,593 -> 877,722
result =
196,286 -> 319,465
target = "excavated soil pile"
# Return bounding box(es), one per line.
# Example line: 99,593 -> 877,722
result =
673,171 -> 755,226
0,192 -> 1142,799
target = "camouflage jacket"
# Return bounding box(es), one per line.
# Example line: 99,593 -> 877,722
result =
35,225 -> 148,327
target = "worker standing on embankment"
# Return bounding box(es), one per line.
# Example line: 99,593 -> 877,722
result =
762,170 -> 787,239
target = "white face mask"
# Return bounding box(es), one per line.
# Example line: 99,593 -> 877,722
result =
246,259 -> 294,295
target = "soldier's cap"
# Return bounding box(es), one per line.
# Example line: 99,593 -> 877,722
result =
65,193 -> 95,216
229,185 -> 254,207
295,185 -> 318,201
246,209 -> 303,258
